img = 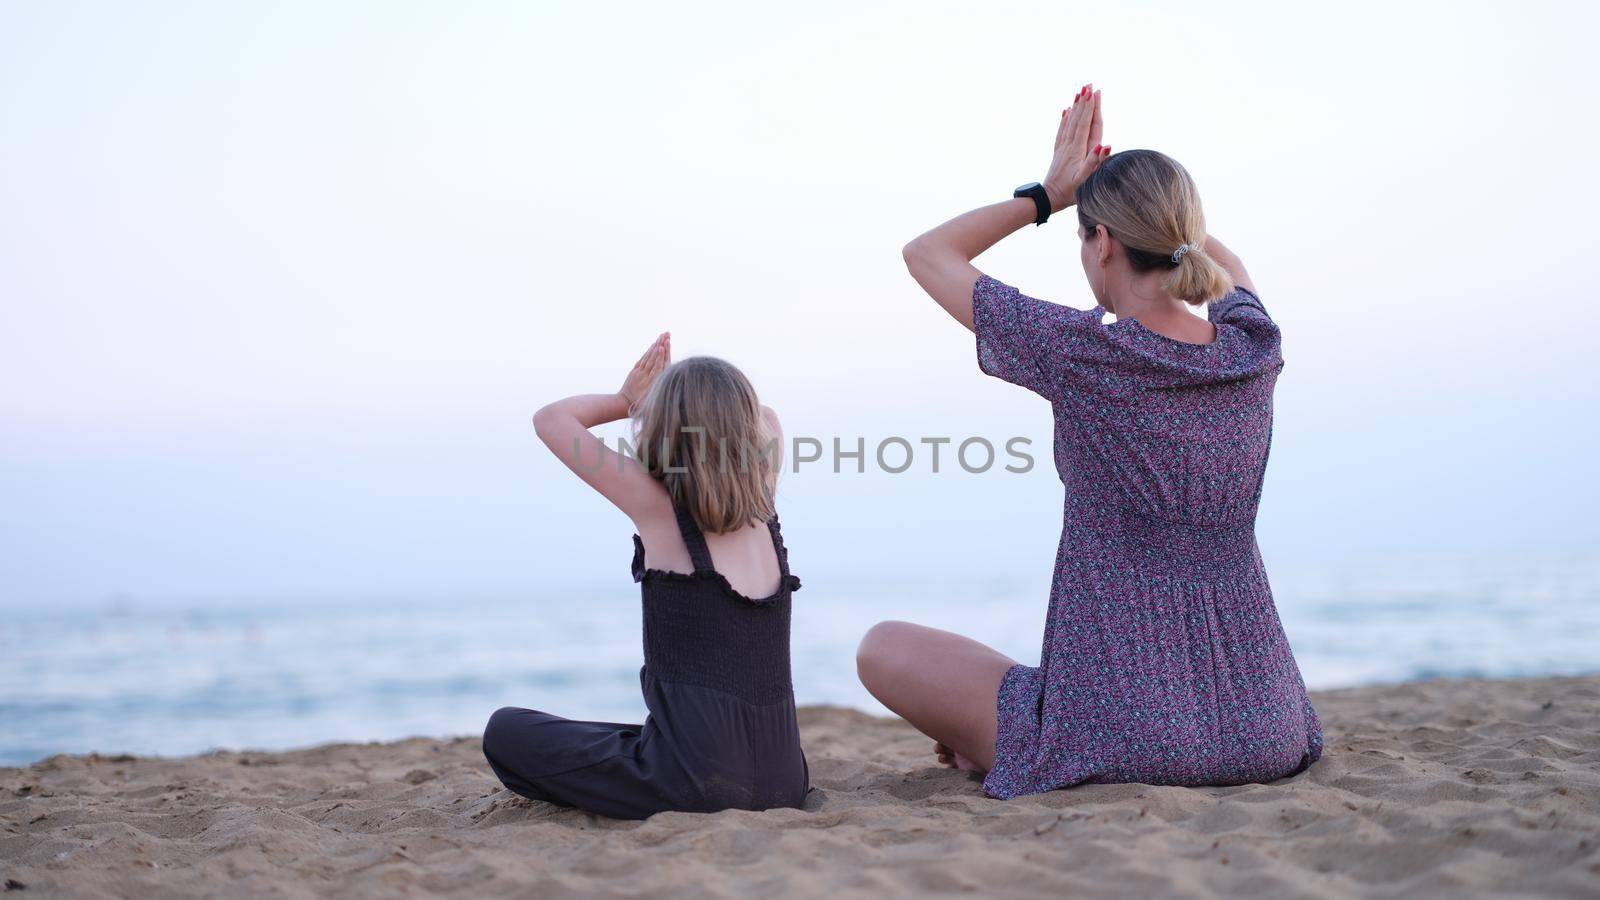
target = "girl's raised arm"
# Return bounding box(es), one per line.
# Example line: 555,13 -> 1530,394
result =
532,333 -> 671,522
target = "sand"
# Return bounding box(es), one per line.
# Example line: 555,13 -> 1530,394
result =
2,675 -> 1597,899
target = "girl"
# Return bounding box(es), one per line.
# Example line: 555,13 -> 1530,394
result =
483,334 -> 808,818
858,85 -> 1323,798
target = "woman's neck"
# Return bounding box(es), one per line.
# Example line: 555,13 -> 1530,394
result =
1108,273 -> 1216,344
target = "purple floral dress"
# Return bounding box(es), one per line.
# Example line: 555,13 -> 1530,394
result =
971,273 -> 1323,800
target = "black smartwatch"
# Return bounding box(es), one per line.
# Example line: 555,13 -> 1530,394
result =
1013,182 -> 1051,226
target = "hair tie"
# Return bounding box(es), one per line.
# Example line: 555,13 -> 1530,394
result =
1171,243 -> 1196,264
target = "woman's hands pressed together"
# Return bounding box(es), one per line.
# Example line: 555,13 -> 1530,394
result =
1043,84 -> 1109,213
901,81 -> 1108,330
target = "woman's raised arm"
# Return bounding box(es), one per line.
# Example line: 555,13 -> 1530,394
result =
1200,235 -> 1257,296
902,85 -> 1108,331
901,199 -> 1035,331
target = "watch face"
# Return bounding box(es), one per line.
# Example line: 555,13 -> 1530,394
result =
1014,181 -> 1042,195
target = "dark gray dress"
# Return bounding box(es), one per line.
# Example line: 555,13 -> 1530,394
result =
482,502 -> 809,819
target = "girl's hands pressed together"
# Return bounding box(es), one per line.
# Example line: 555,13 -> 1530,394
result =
534,331 -> 675,521
620,332 -> 671,412
1043,84 -> 1109,213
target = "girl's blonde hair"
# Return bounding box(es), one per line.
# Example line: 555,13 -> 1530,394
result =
632,356 -> 776,534
1075,149 -> 1233,306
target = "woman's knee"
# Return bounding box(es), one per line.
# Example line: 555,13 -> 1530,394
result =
856,620 -> 918,689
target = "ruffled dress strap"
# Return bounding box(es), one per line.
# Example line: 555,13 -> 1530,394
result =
766,514 -> 802,593
629,501 -> 715,583
673,500 -> 717,574
630,534 -> 648,583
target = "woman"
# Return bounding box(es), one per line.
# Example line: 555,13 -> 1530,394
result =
483,334 -> 808,818
858,85 -> 1323,799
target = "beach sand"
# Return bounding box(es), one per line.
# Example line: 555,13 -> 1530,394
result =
2,674 -> 1597,898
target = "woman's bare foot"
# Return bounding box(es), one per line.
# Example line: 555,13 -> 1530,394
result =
933,741 -> 984,773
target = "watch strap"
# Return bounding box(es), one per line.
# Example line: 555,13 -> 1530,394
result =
1013,182 -> 1051,226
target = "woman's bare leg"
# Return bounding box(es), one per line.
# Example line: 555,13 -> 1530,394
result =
855,620 -> 1019,772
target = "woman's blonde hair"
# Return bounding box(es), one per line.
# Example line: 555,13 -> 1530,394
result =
632,356 -> 776,534
1076,149 -> 1232,306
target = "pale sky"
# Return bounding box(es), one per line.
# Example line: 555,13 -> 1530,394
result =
2,0 -> 1597,604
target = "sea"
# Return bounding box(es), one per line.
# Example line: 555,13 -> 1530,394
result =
2,554 -> 1596,767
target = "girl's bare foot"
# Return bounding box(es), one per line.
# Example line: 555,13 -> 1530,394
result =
933,741 -> 984,773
